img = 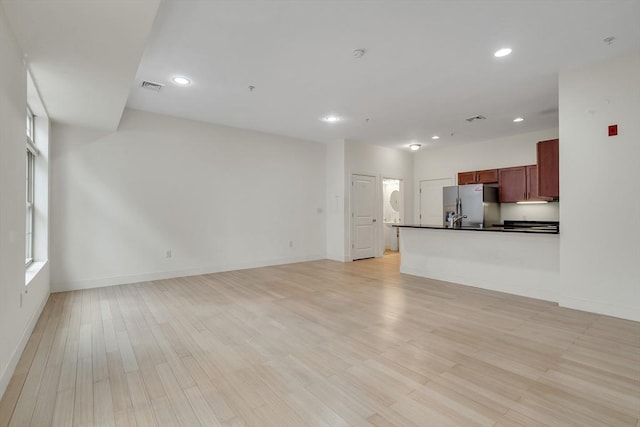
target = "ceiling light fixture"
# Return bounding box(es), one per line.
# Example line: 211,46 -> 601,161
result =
513,117 -> 525,122
171,76 -> 191,85
321,115 -> 341,123
466,115 -> 487,123
494,48 -> 512,58
431,135 -> 440,140
409,143 -> 421,151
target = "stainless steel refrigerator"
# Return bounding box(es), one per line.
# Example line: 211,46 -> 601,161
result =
443,184 -> 499,228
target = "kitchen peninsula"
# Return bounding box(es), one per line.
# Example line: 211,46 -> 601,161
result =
394,223 -> 560,302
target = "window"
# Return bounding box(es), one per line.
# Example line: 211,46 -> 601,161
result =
26,107 -> 37,266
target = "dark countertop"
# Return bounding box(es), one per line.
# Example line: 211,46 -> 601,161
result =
393,221 -> 559,235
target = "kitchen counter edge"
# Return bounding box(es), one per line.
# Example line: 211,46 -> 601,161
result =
392,224 -> 559,235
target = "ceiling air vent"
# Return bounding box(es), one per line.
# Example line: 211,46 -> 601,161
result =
465,115 -> 487,123
140,81 -> 164,92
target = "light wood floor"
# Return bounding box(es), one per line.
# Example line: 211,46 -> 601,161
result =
1,254 -> 639,426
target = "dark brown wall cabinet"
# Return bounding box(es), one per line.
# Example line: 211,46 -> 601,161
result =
498,166 -> 527,203
499,165 -> 550,203
458,171 -> 477,185
477,169 -> 499,184
457,169 -> 498,185
537,138 -> 559,198
526,165 -> 539,201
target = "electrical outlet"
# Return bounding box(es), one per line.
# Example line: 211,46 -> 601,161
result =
166,249 -> 172,258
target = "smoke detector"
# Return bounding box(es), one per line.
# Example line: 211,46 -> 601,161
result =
140,81 -> 164,92
465,115 -> 487,123
352,49 -> 366,58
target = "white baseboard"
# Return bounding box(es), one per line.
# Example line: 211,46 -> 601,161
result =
400,265 -> 558,304
559,296 -> 640,322
325,253 -> 349,262
0,288 -> 49,400
52,254 -> 326,292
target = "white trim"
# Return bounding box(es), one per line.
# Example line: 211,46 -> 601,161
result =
52,254 -> 326,292
326,253 -> 349,262
558,296 -> 640,322
26,136 -> 39,156
0,284 -> 49,400
25,261 -> 47,286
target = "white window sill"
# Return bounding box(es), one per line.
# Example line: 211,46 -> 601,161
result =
25,260 -> 47,286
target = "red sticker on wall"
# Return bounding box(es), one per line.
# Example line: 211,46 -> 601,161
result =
608,124 -> 618,136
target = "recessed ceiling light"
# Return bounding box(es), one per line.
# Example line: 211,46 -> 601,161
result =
409,143 -> 421,151
513,117 -> 525,122
171,76 -> 191,85
494,48 -> 512,58
321,115 -> 342,123
431,135 -> 440,140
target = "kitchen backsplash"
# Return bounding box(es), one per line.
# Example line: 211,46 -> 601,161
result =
500,202 -> 559,222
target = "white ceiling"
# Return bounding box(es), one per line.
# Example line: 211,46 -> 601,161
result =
5,1 -> 639,146
3,0 -> 160,131
126,0 -> 640,149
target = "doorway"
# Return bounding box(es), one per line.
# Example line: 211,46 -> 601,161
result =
383,178 -> 402,252
419,178 -> 452,226
351,174 -> 376,260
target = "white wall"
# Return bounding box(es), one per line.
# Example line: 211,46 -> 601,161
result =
325,140 -> 346,261
0,6 -> 50,399
501,202 -> 559,222
413,128 -> 560,223
400,228 -> 560,302
559,52 -> 640,321
50,109 -> 326,291
345,140 -> 414,258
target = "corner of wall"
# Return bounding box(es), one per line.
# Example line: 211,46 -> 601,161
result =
558,52 -> 640,322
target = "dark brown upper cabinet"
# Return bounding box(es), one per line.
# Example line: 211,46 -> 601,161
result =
526,165 -> 539,201
458,169 -> 498,185
537,138 -> 559,198
458,171 -> 477,185
476,169 -> 499,184
498,166 -> 527,203
499,165 -> 552,203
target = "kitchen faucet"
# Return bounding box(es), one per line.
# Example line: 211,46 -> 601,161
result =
450,213 -> 467,227
447,198 -> 467,227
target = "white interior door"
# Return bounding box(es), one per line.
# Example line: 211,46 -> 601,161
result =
352,174 -> 376,260
420,178 -> 452,226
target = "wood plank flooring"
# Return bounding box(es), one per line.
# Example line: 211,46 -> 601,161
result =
1,254 -> 639,426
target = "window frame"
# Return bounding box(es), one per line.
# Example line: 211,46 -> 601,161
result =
26,107 -> 37,267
